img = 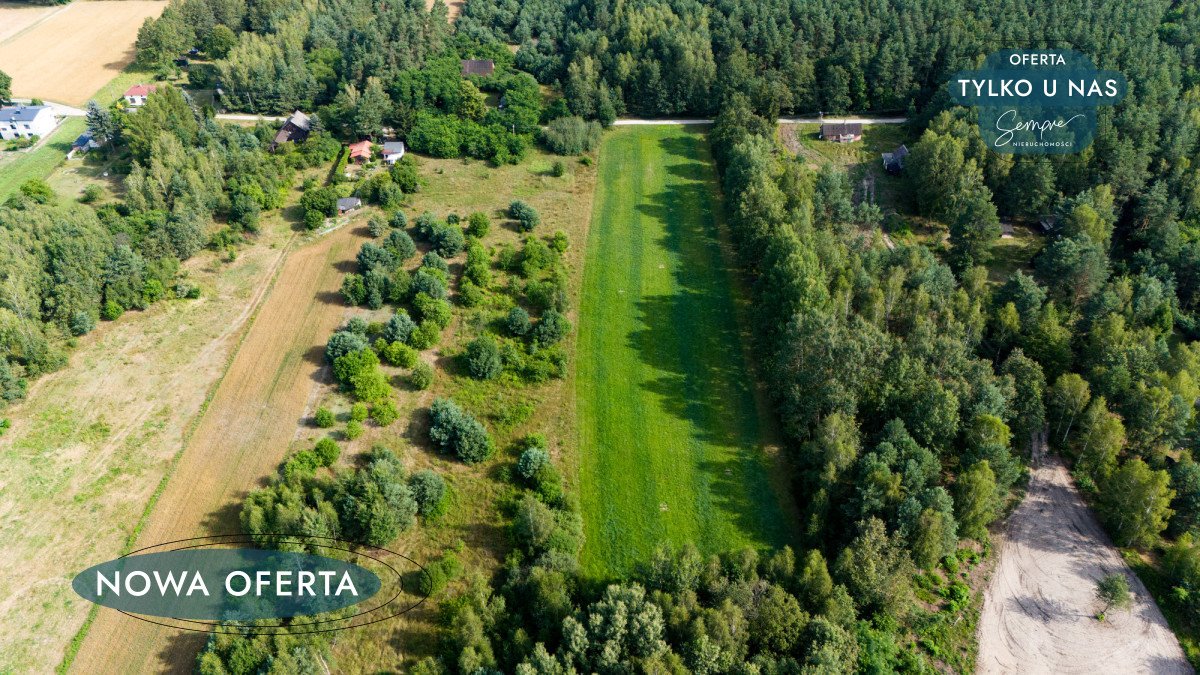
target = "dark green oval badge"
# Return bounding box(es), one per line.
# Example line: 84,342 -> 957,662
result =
72,548 -> 382,621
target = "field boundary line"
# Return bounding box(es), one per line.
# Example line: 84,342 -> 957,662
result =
55,234 -> 296,674
0,1 -> 73,48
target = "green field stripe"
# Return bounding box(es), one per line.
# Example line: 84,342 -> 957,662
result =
578,126 -> 795,578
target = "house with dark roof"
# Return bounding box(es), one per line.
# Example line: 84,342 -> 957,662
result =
461,59 -> 495,77
381,141 -> 406,164
820,122 -> 862,143
67,132 -> 101,158
337,197 -> 362,213
347,140 -> 372,163
123,84 -> 158,107
271,110 -> 312,151
0,105 -> 56,140
881,144 -> 909,173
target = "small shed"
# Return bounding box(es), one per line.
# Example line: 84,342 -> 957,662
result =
337,197 -> 362,213
461,59 -> 495,77
381,141 -> 406,164
820,122 -> 862,143
1039,216 -> 1059,233
67,132 -> 100,159
881,144 -> 909,173
348,140 -> 372,163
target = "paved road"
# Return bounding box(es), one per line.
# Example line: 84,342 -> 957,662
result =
10,98 -> 85,117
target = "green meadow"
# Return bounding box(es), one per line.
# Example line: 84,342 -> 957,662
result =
576,125 -> 796,577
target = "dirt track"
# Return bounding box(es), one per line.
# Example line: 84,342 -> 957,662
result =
69,222 -> 366,673
978,435 -> 1192,674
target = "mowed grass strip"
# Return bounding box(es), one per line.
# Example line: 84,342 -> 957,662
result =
577,126 -> 794,577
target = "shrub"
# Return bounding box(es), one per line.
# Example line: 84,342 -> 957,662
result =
410,361 -> 435,389
409,321 -> 441,350
326,330 -> 370,362
414,212 -> 440,239
411,269 -> 448,300
541,115 -> 602,154
381,341 -> 418,368
464,242 -> 491,287
459,280 -> 485,307
533,309 -> 571,345
341,274 -> 366,305
368,216 -> 386,238
0,418 -> 9,436
69,311 -> 96,336
101,299 -> 123,321
384,311 -> 417,344
429,398 -> 494,464
550,160 -> 566,177
371,399 -> 400,426
465,336 -> 503,380
390,210 -> 409,229
517,446 -> 550,480
391,157 -> 420,193
350,402 -> 369,422
414,293 -> 453,328
80,184 -> 103,204
520,238 -> 555,278
550,230 -> 569,253
431,223 -> 466,257
303,209 -> 325,230
314,407 -> 336,428
345,419 -> 365,440
422,251 -> 449,274
409,470 -> 448,516
509,200 -> 540,231
466,212 -> 490,238
506,307 -> 532,336
314,437 -> 341,465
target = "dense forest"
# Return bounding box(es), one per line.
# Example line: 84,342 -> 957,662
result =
18,0 -> 1200,670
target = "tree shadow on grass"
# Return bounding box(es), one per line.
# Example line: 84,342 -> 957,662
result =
615,130 -> 790,548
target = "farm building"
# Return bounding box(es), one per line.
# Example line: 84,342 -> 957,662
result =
381,141 -> 406,164
820,122 -> 862,143
881,144 -> 909,173
461,59 -> 495,77
123,84 -> 158,107
337,197 -> 362,213
0,105 -> 55,140
67,132 -> 101,158
348,140 -> 372,163
270,110 -> 311,150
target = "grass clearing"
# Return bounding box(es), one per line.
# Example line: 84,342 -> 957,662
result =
577,126 -> 796,578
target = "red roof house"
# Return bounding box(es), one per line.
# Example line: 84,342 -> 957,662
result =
348,140 -> 372,163
123,84 -> 158,107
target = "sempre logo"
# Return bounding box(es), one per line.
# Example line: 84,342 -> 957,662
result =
950,49 -> 1127,154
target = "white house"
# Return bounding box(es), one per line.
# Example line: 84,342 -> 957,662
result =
123,84 -> 158,107
381,141 -> 406,164
0,105 -> 56,140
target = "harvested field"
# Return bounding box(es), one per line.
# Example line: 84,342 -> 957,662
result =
69,221 -> 368,673
978,435 -> 1192,674
0,0 -> 166,105
0,1 -> 62,44
0,241 -> 285,674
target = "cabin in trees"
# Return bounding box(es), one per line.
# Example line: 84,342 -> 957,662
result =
0,105 -> 55,140
461,59 -> 495,77
123,84 -> 158,107
348,140 -> 372,163
881,144 -> 909,173
820,122 -> 862,143
337,197 -> 362,213
381,141 -> 406,164
271,110 -> 311,150
67,132 -> 100,158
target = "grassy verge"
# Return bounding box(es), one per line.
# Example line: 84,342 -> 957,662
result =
576,125 -> 796,578
1123,549 -> 1200,669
